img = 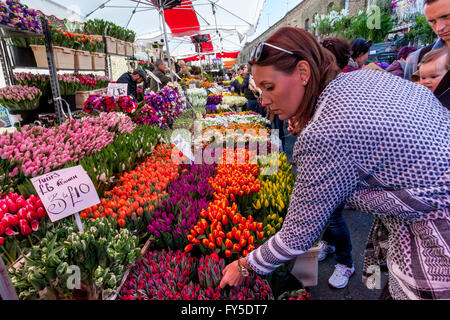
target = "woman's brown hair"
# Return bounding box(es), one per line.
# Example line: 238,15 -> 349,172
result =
321,37 -> 351,70
249,27 -> 340,134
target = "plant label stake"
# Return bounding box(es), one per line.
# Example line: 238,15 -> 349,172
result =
0,255 -> 18,300
30,165 -> 100,233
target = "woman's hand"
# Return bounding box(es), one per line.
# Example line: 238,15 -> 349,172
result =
219,260 -> 244,288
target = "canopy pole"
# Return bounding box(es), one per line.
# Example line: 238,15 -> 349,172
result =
159,1 -> 174,82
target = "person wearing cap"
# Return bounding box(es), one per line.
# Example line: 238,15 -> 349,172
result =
342,38 -> 372,73
386,46 -> 417,78
149,59 -> 171,92
116,68 -> 147,100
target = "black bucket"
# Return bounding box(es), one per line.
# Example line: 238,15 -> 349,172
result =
9,46 -> 37,68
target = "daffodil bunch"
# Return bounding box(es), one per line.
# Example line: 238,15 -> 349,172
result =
252,153 -> 294,237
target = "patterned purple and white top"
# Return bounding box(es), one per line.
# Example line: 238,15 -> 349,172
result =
246,69 -> 450,299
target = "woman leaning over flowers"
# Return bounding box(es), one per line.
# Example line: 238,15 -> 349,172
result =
219,27 -> 450,300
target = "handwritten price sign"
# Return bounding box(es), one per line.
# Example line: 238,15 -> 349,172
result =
107,83 -> 128,97
30,165 -> 100,223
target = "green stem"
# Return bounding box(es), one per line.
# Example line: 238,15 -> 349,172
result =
27,235 -> 33,247
1,245 -> 15,265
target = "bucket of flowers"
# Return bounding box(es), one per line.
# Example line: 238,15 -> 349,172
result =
0,84 -> 41,111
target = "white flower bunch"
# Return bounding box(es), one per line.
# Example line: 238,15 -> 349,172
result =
222,95 -> 248,107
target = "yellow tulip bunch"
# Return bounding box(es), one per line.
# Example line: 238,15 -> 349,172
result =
252,153 -> 295,237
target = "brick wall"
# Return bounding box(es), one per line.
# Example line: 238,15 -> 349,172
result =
237,0 -> 367,64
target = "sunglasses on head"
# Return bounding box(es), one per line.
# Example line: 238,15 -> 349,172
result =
250,41 -> 303,62
320,39 -> 334,49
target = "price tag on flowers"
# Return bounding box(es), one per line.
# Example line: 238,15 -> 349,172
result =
30,165 -> 100,226
107,83 -> 128,97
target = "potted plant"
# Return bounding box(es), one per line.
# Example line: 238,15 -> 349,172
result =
58,73 -> 80,111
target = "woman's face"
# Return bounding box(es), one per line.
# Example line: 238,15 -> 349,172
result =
419,55 -> 447,92
356,51 -> 369,67
252,63 -> 307,121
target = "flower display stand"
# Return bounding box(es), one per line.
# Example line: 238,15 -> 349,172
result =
92,52 -> 106,70
31,45 -> 76,69
290,243 -> 322,287
124,42 -> 133,57
105,36 -> 117,55
116,40 -> 125,56
75,90 -> 92,110
74,50 -> 93,70
75,88 -> 107,110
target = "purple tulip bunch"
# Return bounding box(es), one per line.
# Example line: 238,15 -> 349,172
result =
0,112 -> 135,177
118,250 -> 274,300
147,164 -> 216,249
0,0 -> 41,33
0,85 -> 41,111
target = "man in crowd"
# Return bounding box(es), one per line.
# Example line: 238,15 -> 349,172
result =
404,0 -> 450,80
149,59 -> 171,92
116,68 -> 147,100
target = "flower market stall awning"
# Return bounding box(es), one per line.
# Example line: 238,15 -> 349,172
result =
22,0 -> 266,58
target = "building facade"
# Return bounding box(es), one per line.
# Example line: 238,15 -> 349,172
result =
237,0 -> 368,64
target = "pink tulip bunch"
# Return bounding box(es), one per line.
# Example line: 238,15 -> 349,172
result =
0,112 -> 135,177
0,85 -> 41,111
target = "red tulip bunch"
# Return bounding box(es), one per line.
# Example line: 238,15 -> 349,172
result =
0,193 -> 47,246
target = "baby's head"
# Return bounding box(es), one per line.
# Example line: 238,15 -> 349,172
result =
419,47 -> 449,92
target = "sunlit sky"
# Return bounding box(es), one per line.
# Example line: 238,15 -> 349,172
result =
248,0 -> 305,42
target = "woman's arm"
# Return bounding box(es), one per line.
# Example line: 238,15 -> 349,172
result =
247,131 -> 359,275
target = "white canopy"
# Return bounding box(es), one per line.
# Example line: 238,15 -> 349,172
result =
22,0 -> 266,58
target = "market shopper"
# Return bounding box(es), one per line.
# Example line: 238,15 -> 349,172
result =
386,46 -> 417,78
230,64 -> 245,95
342,38 -> 372,72
116,68 -> 147,100
149,59 -> 171,92
219,26 -> 450,300
404,0 -> 450,81
318,37 -> 355,289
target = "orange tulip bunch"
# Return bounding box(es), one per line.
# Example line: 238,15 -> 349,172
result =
185,148 -> 266,259
80,145 -> 180,231
184,197 -> 265,259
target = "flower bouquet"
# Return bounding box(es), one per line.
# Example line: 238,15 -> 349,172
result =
58,73 -> 80,95
0,0 -> 41,33
134,85 -> 186,129
0,85 -> 41,111
117,96 -> 137,113
118,250 -> 274,300
222,95 -> 248,107
185,88 -> 208,108
0,112 -> 134,178
14,72 -> 49,94
147,164 -> 216,250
